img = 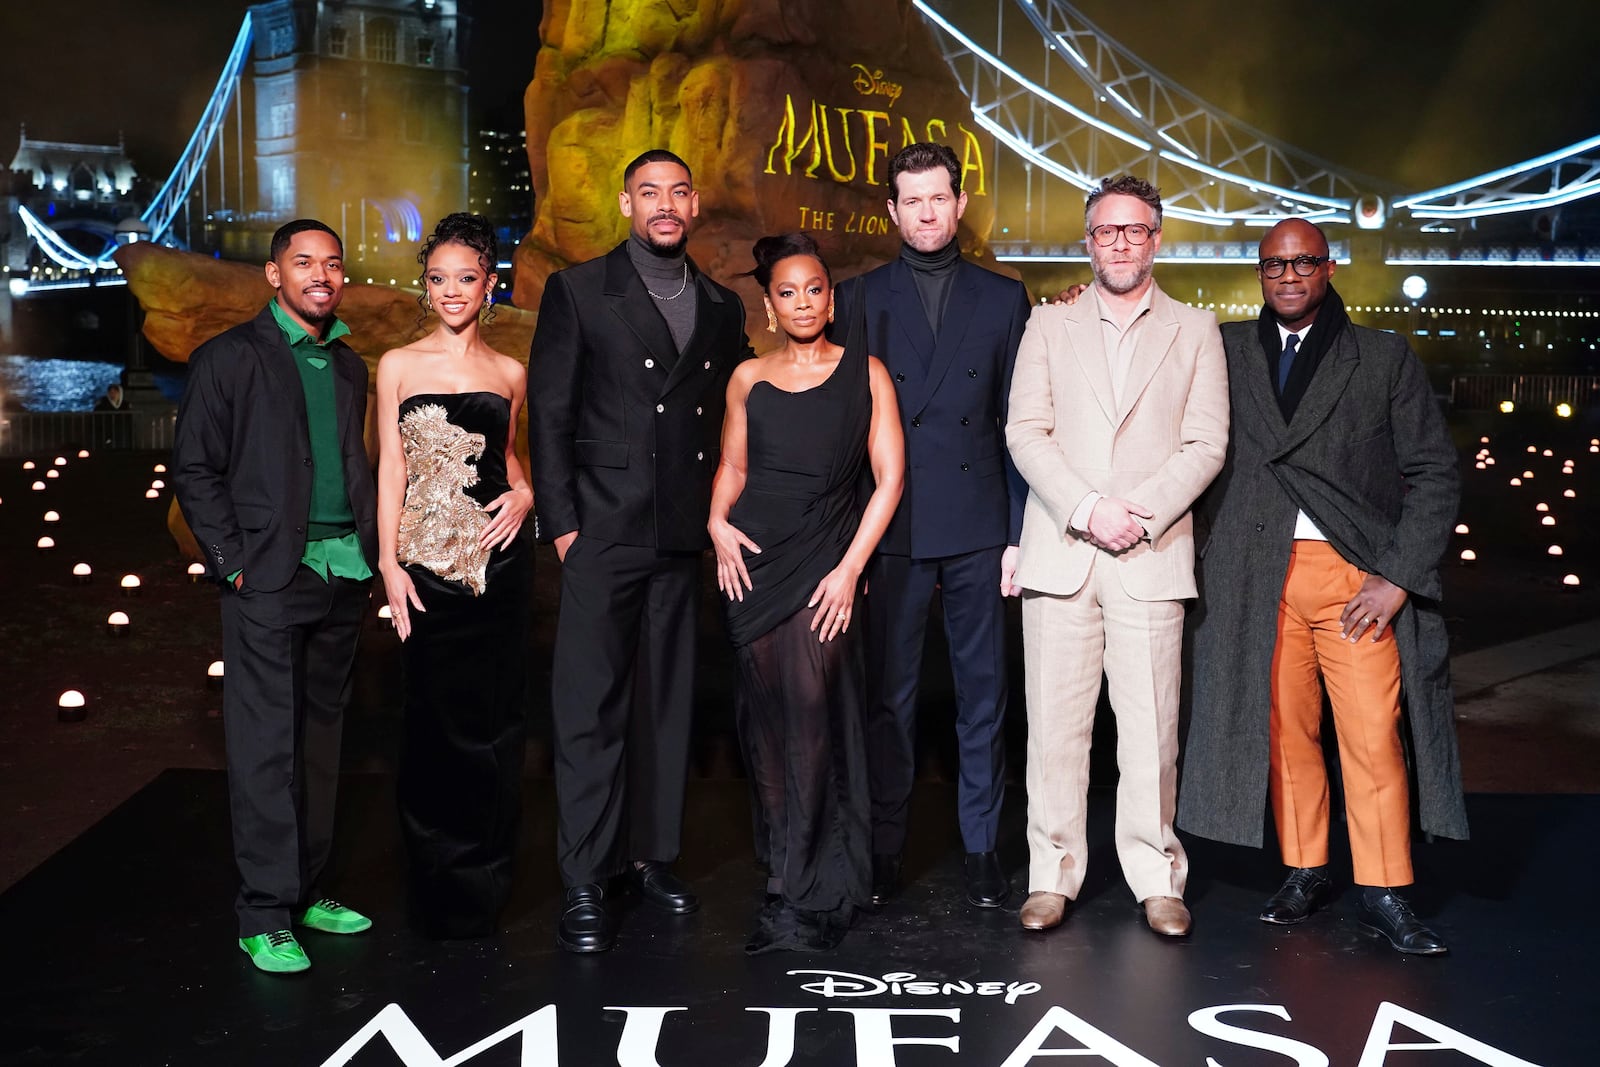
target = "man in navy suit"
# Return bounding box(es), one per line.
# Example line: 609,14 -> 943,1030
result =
833,143 -> 1032,908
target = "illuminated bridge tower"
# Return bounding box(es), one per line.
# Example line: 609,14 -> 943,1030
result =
247,0 -> 470,269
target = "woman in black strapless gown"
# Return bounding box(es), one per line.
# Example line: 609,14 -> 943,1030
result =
376,214 -> 533,938
709,233 -> 905,952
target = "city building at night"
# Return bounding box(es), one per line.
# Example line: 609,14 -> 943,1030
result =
243,0 -> 472,270
467,124 -> 532,268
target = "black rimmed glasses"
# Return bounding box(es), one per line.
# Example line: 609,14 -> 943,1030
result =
1087,223 -> 1158,246
1258,255 -> 1330,278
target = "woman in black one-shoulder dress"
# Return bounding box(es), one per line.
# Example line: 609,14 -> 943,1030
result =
709,233 -> 905,953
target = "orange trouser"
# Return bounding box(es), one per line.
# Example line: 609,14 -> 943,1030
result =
1269,540 -> 1413,887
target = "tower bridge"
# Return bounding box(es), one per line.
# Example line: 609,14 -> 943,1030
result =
9,0 -> 1600,281
9,0 -> 469,288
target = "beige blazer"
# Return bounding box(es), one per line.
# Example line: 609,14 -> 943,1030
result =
1005,282 -> 1229,601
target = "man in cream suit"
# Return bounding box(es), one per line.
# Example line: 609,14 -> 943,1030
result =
1005,176 -> 1228,937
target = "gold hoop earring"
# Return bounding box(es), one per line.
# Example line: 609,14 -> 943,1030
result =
827,303 -> 835,324
766,307 -> 778,334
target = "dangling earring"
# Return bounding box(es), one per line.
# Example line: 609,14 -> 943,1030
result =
481,292 -> 498,326
827,302 -> 835,324
423,295 -> 433,313
766,306 -> 778,334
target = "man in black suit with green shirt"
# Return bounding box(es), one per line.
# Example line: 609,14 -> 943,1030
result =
174,219 -> 378,974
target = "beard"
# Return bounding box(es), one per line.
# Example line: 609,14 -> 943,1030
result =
282,289 -> 340,328
642,215 -> 688,256
1090,248 -> 1155,295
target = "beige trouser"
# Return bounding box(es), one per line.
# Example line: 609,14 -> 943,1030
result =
1022,557 -> 1188,902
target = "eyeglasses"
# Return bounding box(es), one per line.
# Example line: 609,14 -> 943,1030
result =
1087,223 -> 1158,246
1257,255 -> 1330,278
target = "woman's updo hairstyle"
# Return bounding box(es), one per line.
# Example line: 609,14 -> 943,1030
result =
748,231 -> 830,290
418,212 -> 497,274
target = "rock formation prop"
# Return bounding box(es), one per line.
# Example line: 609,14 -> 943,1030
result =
516,0 -> 1006,349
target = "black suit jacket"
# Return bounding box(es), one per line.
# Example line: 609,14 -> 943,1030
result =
529,242 -> 752,552
172,306 -> 378,592
834,257 -> 1031,558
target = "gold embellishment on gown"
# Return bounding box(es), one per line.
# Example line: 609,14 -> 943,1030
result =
397,403 -> 491,594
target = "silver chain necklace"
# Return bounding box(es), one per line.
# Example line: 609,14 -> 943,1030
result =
646,264 -> 689,301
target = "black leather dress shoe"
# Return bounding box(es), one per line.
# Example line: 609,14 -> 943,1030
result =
633,861 -> 700,914
1260,866 -> 1333,925
964,850 -> 1010,908
1356,889 -> 1449,956
870,853 -> 901,906
557,883 -> 615,953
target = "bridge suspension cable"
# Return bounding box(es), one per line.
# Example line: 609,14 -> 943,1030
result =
1394,134 -> 1600,219
914,0 -> 1366,227
21,12 -> 253,271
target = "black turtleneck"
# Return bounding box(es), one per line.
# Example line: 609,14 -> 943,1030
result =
627,232 -> 697,355
900,239 -> 962,336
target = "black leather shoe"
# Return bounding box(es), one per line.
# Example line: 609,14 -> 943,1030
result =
557,883 -> 615,953
870,853 -> 901,906
1260,866 -> 1333,925
1355,889 -> 1449,956
632,861 -> 700,914
964,850 -> 1010,908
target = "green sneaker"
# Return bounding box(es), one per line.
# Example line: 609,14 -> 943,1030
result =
296,897 -> 373,935
239,930 -> 310,973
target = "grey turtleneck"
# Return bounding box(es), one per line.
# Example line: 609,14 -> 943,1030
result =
627,233 -> 697,355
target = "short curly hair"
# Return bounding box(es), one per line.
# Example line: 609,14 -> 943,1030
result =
1084,175 -> 1163,231
417,212 -> 497,276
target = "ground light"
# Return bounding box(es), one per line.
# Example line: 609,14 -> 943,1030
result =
57,690 -> 86,723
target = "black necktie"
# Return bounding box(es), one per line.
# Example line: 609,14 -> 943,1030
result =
1278,333 -> 1301,393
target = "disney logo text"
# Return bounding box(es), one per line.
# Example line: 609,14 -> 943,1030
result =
851,64 -> 904,108
789,970 -> 1041,1006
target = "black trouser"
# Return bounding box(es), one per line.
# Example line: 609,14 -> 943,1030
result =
550,536 -> 699,886
863,547 -> 1008,855
219,566 -> 370,937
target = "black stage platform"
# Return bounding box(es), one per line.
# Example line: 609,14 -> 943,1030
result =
2,772 -> 1589,1066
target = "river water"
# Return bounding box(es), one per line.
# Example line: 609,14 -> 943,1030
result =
0,356 -> 185,411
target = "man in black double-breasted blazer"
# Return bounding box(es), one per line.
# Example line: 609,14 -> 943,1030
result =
832,144 -> 1032,911
530,149 -> 753,953
173,220 -> 378,974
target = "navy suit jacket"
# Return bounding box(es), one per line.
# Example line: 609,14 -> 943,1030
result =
834,257 -> 1031,558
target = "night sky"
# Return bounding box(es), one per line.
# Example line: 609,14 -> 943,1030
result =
3,0 -> 1597,197
1,0 -> 543,165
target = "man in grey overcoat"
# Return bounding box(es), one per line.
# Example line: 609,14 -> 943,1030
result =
1179,218 -> 1468,956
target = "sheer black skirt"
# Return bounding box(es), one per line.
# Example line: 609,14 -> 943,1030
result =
735,606 -> 871,951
